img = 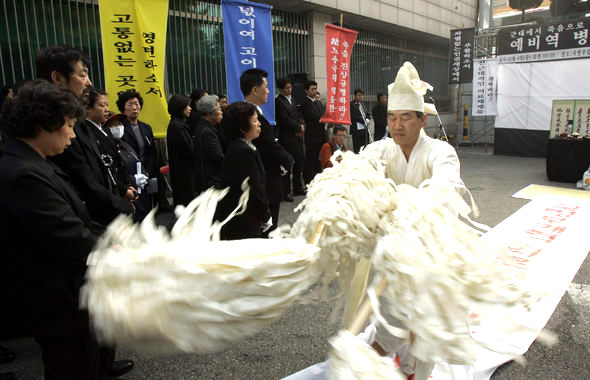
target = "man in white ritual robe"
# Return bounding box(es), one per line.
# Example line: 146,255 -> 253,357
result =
365,62 -> 465,379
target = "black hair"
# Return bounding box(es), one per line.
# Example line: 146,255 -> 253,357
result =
276,77 -> 292,90
87,87 -> 107,108
35,45 -> 91,82
116,90 -> 143,112
377,92 -> 386,100
240,68 -> 267,97
223,101 -> 257,141
217,94 -> 228,100
2,80 -> 83,138
303,80 -> 317,92
333,125 -> 347,134
353,89 -> 364,96
190,88 -> 208,107
167,94 -> 191,119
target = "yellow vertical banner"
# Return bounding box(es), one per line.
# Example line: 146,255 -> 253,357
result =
99,0 -> 169,138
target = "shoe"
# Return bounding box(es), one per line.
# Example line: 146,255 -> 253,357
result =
0,372 -> 15,380
0,346 -> 15,364
107,359 -> 134,378
284,194 -> 294,202
293,189 -> 307,196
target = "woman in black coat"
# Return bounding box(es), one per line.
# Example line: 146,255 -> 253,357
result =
166,94 -> 197,207
215,102 -> 271,240
0,80 -> 110,379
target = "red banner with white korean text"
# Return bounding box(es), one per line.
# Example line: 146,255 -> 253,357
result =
320,24 -> 357,125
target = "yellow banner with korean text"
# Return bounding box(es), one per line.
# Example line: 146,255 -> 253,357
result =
99,0 -> 169,138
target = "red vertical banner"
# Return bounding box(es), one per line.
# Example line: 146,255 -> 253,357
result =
320,24 -> 358,125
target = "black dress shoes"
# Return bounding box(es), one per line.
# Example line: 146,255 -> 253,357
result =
107,359 -> 134,378
284,194 -> 294,202
293,189 -> 307,196
0,346 -> 15,364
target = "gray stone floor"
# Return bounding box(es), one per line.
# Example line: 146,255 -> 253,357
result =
2,145 -> 589,379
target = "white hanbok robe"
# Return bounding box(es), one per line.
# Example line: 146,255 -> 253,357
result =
363,133 -> 464,189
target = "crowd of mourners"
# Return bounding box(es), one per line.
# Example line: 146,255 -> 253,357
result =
0,44 -> 387,379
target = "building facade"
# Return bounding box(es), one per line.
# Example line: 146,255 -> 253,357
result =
1,0 -> 478,116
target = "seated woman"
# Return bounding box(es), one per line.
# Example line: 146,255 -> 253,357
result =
0,80 -> 110,378
166,94 -> 197,207
215,102 -> 271,240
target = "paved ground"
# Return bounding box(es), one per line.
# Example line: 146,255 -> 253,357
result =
2,145 -> 589,379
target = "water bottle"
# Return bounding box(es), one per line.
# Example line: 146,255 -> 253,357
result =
583,165 -> 590,191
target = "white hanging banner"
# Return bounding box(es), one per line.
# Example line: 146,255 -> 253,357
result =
472,58 -> 499,116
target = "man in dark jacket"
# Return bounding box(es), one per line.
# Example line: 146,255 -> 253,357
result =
372,92 -> 388,141
241,68 -> 293,234
300,80 -> 326,183
37,45 -> 135,226
275,77 -> 305,199
350,88 -> 371,153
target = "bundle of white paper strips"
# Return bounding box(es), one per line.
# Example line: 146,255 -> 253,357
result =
81,185 -> 321,354
328,330 -> 405,380
369,182 -> 539,365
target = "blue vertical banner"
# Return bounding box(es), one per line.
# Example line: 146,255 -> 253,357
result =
222,0 -> 275,124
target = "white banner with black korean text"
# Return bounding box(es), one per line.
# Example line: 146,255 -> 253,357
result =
472,59 -> 498,116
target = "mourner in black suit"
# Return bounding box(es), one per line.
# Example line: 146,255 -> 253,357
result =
372,92 -> 388,141
300,80 -> 326,183
0,81 -> 111,379
350,88 -> 371,153
166,94 -> 197,207
84,89 -> 134,204
117,90 -> 158,220
36,48 -> 134,226
193,95 -> 225,193
241,69 -> 293,234
215,102 -> 270,240
275,77 -> 305,198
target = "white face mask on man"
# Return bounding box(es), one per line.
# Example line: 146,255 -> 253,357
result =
110,125 -> 124,139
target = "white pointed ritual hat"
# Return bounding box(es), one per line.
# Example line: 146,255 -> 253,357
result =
387,61 -> 437,115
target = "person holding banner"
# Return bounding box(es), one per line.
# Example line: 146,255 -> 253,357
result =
38,45 -> 135,227
301,80 -> 326,184
241,69 -> 293,235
